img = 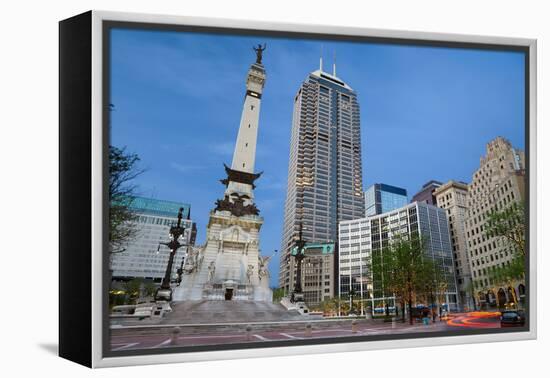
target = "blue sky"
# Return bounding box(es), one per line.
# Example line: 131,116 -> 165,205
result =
110,28 -> 525,288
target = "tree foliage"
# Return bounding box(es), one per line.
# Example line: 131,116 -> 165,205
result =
376,235 -> 421,324
121,278 -> 143,304
373,234 -> 447,324
481,201 -> 526,290
487,255 -> 525,287
272,287 -> 286,303
484,201 -> 526,257
310,297 -> 350,316
418,257 -> 448,310
109,145 -> 145,253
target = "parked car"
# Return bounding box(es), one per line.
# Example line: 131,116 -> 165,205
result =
500,310 -> 526,327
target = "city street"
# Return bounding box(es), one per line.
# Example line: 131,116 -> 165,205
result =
110,312 -> 502,351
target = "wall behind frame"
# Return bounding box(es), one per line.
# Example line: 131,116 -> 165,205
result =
59,10 -> 92,368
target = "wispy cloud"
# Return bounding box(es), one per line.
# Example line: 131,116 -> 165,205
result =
208,142 -> 234,156
170,162 -> 206,173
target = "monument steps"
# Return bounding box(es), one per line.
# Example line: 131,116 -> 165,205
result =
160,300 -> 306,325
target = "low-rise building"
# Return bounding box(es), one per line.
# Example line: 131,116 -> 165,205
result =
339,202 -> 459,314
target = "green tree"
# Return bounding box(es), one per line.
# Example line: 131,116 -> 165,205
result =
310,297 -> 348,316
122,278 -> 143,304
142,281 -> 158,299
374,234 -> 428,324
418,258 -> 448,318
272,287 -> 285,303
109,145 -> 145,253
484,201 -> 526,257
483,201 -> 526,306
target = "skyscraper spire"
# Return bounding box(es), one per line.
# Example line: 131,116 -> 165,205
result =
332,50 -> 337,76
319,45 -> 324,72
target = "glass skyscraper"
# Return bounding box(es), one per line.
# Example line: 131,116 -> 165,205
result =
279,65 -> 364,296
364,183 -> 408,216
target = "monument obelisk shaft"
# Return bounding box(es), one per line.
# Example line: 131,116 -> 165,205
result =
231,48 -> 266,174
173,45 -> 272,303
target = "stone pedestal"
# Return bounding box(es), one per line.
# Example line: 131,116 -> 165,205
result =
172,210 -> 272,303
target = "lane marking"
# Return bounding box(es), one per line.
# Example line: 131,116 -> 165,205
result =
177,335 -> 240,339
151,339 -> 172,348
280,332 -> 301,340
253,334 -> 269,341
111,342 -> 139,351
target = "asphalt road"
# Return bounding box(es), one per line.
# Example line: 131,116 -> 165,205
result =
110,312 -> 503,352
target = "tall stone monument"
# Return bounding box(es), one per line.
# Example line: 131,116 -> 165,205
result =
173,45 -> 272,302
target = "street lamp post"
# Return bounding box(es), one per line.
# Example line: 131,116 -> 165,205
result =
291,223 -> 307,303
155,207 -> 187,302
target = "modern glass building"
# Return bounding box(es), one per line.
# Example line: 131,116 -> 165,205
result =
110,197 -> 196,281
364,183 -> 408,216
339,201 -> 459,314
279,65 -> 364,297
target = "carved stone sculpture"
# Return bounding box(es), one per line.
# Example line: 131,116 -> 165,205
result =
207,261 -> 216,283
214,193 -> 260,217
246,264 -> 254,284
258,254 -> 273,281
183,248 -> 199,273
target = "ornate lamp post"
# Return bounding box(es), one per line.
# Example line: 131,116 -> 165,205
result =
291,223 -> 307,303
155,207 -> 187,302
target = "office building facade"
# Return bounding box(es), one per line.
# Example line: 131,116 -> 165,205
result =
110,197 -> 196,280
434,180 -> 474,310
465,137 -> 526,308
365,183 -> 408,216
279,65 -> 364,298
339,202 -> 459,314
411,180 -> 442,205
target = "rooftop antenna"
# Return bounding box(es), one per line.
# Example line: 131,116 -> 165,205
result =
333,50 -> 337,76
319,45 -> 324,72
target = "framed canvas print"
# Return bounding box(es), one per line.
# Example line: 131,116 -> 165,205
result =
59,10 -> 537,368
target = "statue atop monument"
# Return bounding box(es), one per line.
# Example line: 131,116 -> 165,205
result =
253,43 -> 266,64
